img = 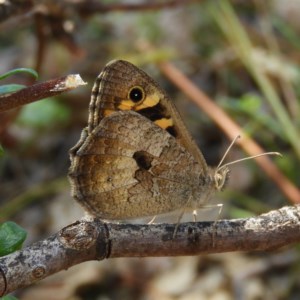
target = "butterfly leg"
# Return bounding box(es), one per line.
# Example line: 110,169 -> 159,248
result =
148,215 -> 157,224
172,195 -> 194,238
172,209 -> 186,239
192,210 -> 197,222
192,204 -> 223,247
211,203 -> 223,248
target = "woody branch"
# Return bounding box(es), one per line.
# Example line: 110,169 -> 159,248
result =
0,205 -> 299,296
0,74 -> 86,113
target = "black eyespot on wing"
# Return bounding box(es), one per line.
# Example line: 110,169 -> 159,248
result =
129,86 -> 145,102
133,151 -> 153,170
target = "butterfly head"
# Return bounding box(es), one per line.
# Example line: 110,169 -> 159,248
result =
212,135 -> 281,192
213,166 -> 230,191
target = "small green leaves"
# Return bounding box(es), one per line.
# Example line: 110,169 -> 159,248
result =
0,222 -> 27,257
17,98 -> 70,129
0,68 -> 38,96
0,144 -> 4,157
0,84 -> 26,95
0,295 -> 18,300
0,68 -> 38,81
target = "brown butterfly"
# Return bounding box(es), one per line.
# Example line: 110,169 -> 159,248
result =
68,60 -> 276,222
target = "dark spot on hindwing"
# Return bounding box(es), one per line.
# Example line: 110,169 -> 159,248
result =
133,151 -> 153,170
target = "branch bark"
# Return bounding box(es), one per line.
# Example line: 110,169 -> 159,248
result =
0,74 -> 86,112
0,205 -> 299,296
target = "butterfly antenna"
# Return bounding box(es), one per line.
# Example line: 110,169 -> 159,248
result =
219,151 -> 282,170
217,134 -> 282,171
217,135 -> 241,169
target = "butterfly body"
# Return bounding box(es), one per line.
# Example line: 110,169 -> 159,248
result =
69,60 -> 229,220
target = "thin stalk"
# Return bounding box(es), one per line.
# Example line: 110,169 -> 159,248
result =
210,0 -> 300,159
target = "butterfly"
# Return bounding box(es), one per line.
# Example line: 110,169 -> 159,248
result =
68,60 -> 231,222
68,60 -> 233,223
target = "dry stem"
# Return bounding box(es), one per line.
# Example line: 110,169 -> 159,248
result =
0,205 -> 299,296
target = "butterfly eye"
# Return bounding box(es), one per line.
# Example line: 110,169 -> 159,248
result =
214,167 -> 230,191
128,86 -> 145,102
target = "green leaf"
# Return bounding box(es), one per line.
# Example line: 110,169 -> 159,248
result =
0,84 -> 26,95
0,144 -> 4,157
0,68 -> 38,81
17,98 -> 71,129
0,222 -> 27,257
220,94 -> 284,138
0,295 -> 18,300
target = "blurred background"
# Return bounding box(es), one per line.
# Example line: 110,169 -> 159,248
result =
0,0 -> 300,299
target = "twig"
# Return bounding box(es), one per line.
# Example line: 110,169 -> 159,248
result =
76,0 -> 201,15
34,12 -> 47,74
157,61 -> 300,204
0,205 -> 299,296
0,74 -> 86,112
0,0 -> 33,23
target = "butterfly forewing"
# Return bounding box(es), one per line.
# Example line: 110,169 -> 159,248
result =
88,60 -> 208,171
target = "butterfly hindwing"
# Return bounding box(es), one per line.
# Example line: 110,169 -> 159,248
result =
69,111 -> 209,219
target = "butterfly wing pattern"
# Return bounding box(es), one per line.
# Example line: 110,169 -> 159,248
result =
69,60 -> 229,220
